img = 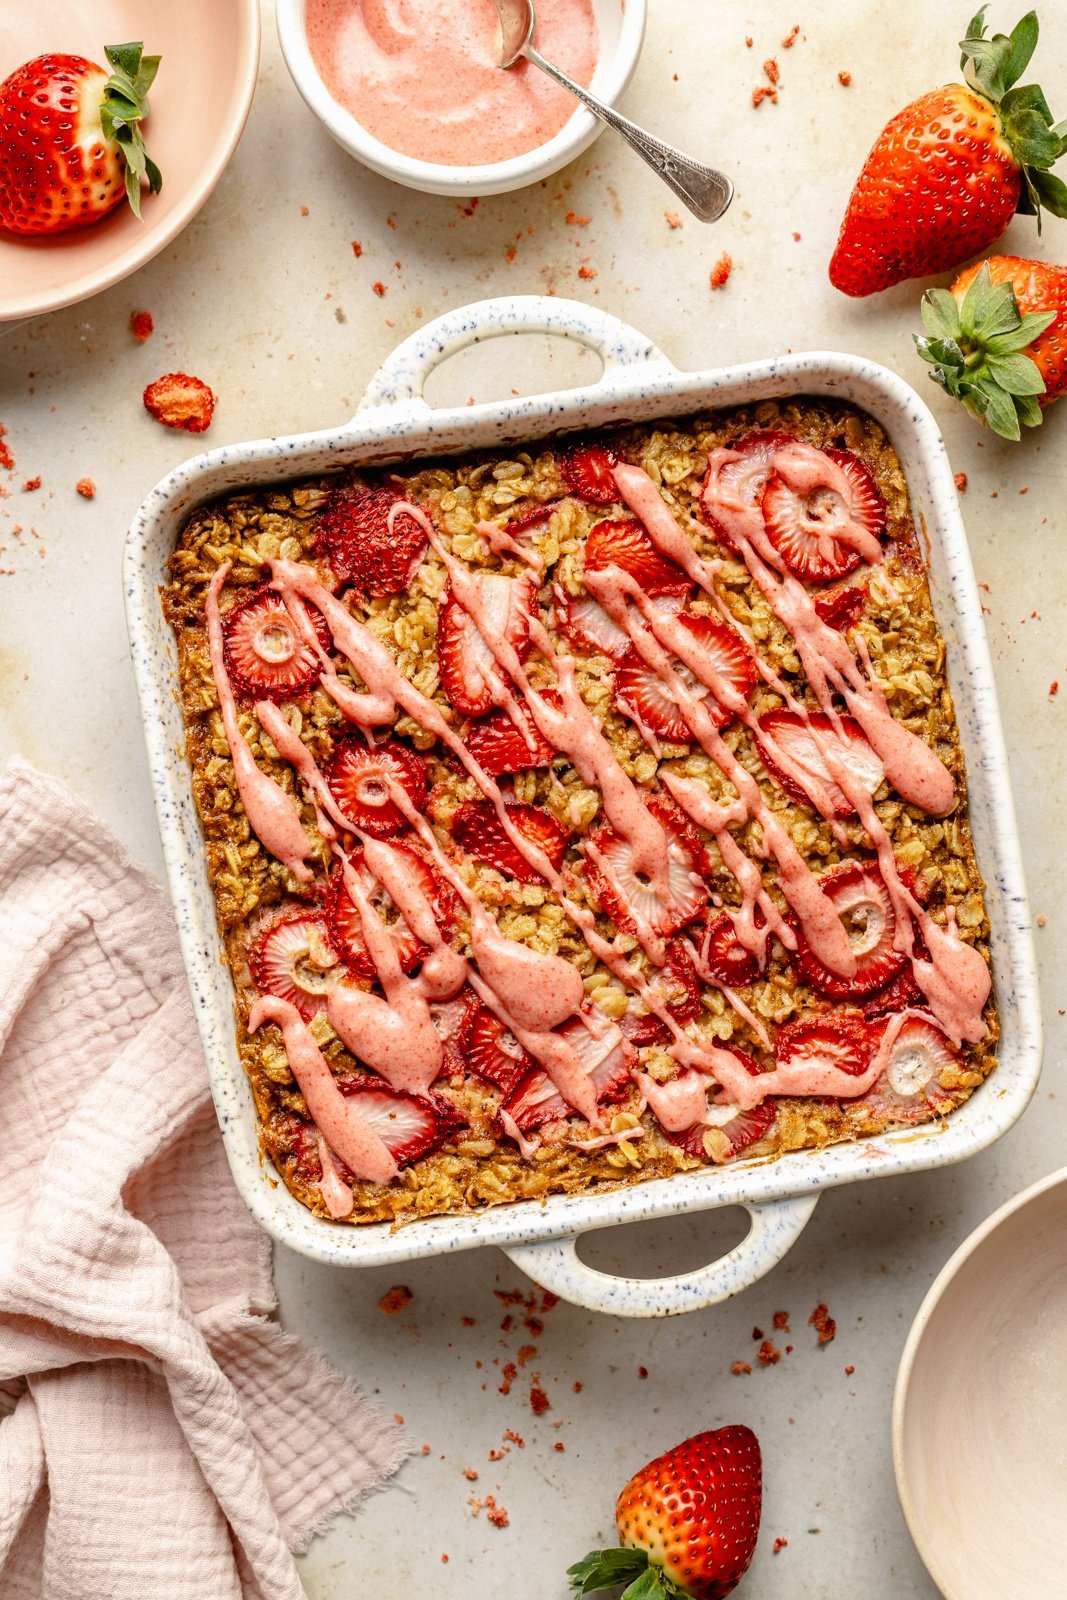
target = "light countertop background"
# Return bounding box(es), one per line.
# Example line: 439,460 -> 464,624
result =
1,2 -> 1065,1593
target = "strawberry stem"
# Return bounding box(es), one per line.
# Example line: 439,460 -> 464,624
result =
100,41 -> 162,219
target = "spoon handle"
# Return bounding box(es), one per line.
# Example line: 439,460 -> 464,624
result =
524,44 -> 733,223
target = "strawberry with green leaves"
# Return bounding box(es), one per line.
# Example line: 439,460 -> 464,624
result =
569,1426 -> 762,1600
915,256 -> 1067,437
829,8 -> 1067,296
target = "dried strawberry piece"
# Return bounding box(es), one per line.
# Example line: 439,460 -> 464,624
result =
501,1018 -> 633,1132
222,584 -> 331,701
614,613 -> 757,741
315,484 -> 427,594
143,372 -> 216,433
325,739 -> 427,838
559,441 -> 620,503
459,1005 -> 533,1096
584,518 -> 690,596
621,938 -> 703,1046
336,1080 -> 464,1166
859,1015 -> 957,1124
774,1007 -> 877,1078
665,1051 -> 776,1159
702,431 -> 798,551
761,448 -> 885,583
697,912 -> 761,988
249,910 -> 341,1020
437,571 -> 536,718
583,793 -> 707,938
324,849 -> 456,978
791,861 -> 908,999
814,581 -> 867,631
464,696 -> 558,778
754,710 -> 884,819
451,800 -> 568,884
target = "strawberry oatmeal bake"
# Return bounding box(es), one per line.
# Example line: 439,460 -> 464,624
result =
161,398 -> 998,1226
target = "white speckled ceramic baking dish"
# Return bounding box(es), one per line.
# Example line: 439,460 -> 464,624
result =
124,296 -> 1042,1318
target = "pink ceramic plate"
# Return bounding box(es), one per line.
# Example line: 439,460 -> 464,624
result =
0,0 -> 260,322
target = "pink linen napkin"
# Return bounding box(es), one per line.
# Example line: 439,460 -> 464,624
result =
0,759 -> 409,1600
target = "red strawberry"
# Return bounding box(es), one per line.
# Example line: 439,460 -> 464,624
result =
459,1005 -> 533,1096
0,43 -> 162,234
754,709 -> 884,819
829,11 -> 1067,297
761,448 -> 885,582
814,581 -> 867,631
336,1080 -> 464,1166
665,1052 -> 776,1162
621,939 -> 703,1047
143,372 -> 215,434
463,698 -> 558,777
502,1018 -> 632,1132
431,992 -> 476,1078
324,850 -> 456,978
560,441 -> 620,502
860,1015 -> 958,1123
569,1425 -> 762,1599
615,614 -> 756,741
791,862 -> 908,999
437,571 -> 536,717
451,800 -> 569,884
314,484 -> 427,594
916,256 -> 1067,440
248,911 -> 341,1020
584,795 -> 707,939
557,588 -> 686,661
774,1007 -> 877,1079
584,518 -> 690,596
702,431 -> 797,551
858,966 -> 927,1018
325,739 -> 427,838
696,912 -> 761,989
222,584 -> 331,701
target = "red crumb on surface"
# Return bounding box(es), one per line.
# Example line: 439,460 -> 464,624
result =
0,427 -> 14,471
499,1362 -> 517,1395
21,476 -> 40,491
494,1288 -> 527,1306
541,1291 -> 559,1311
752,1326 -> 764,1341
838,70 -> 852,85
421,1444 -> 431,1455
665,209 -> 683,228
462,1467 -> 479,1481
1037,913 -> 1047,925
441,1553 -> 449,1563
504,1429 -> 525,1447
1049,681 -> 1059,696
773,1310 -> 790,1331
773,1536 -> 789,1553
745,35 -> 753,47
554,1440 -> 565,1451
1019,485 -> 1029,494
75,478 -> 96,499
469,1493 -> 510,1528
710,253 -> 733,289
572,1381 -> 582,1393
845,1365 -> 856,1376
461,1316 -> 476,1326
763,58 -> 780,84
505,247 -> 517,263
565,211 -> 591,225
394,1412 -> 404,1425
954,471 -> 968,492
351,240 -> 363,256
501,1314 -> 514,1332
372,281 -> 386,296
143,373 -> 216,434
488,1447 -> 505,1461
792,230 -> 802,240
378,1285 -> 413,1313
809,1303 -> 837,1344
529,1380 -> 550,1414
300,205 -> 309,216
524,1316 -> 544,1337
752,85 -> 778,107
517,1345 -> 537,1367
638,1366 -> 648,1379
131,310 -> 154,340
731,1361 -> 753,1376
782,24 -> 800,46
578,264 -> 597,279
758,1340 -> 781,1367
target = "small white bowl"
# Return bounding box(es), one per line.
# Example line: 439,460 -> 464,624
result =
276,0 -> 647,197
893,1165 -> 1067,1599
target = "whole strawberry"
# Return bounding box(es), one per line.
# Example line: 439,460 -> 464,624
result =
0,41 -> 161,235
568,1426 -> 762,1599
829,7 -> 1067,296
915,256 -> 1067,437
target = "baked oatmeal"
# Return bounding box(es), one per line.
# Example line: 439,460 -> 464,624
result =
161,398 -> 998,1226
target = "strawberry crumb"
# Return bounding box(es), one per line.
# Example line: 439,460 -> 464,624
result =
461,1316 -> 476,1326
782,25 -> 800,46
131,310 -> 154,341
758,1340 -> 781,1367
0,427 -> 15,470
773,1311 -> 790,1331
565,211 -> 591,225
731,1362 -> 752,1376
143,373 -> 215,434
517,1345 -> 537,1367
792,231 -> 802,240
752,85 -> 778,107
763,58 -> 780,84
529,1381 -> 550,1415
541,1292 -> 558,1311
577,264 -> 597,279
745,35 -> 753,47
501,1314 -> 514,1332
1050,681 -> 1059,696
838,70 -> 852,86
300,205 -> 309,216
665,209 -> 683,228
845,1365 -> 855,1376
572,1381 -> 582,1393
554,1441 -> 565,1452
463,1468 -> 479,1481
21,477 -> 40,492
809,1303 -> 837,1344
75,477 -> 96,499
1019,485 -> 1029,494
710,253 -> 733,289
954,471 -> 968,492
394,1413 -> 404,1425
499,1362 -> 517,1395
351,241 -> 363,256
504,1429 -> 525,1447
1037,913 -> 1047,926
378,1285 -> 413,1314
638,1366 -> 648,1379
524,1316 -> 544,1337
441,1553 -> 449,1563
773,1537 -> 789,1553
421,1445 -> 431,1455
487,1501 -> 509,1529
372,282 -> 386,296
505,247 -> 517,263
752,1327 -> 764,1341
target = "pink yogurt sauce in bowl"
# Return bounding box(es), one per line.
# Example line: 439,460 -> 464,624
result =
277,0 -> 645,197
306,0 -> 598,167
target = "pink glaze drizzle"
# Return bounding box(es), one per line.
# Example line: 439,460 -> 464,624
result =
316,1133 -> 355,1219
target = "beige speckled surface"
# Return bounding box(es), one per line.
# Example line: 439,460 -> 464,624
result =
1,1 -> 1065,1593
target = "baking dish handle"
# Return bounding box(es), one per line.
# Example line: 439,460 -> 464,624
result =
500,1193 -> 819,1318
355,295 -> 679,416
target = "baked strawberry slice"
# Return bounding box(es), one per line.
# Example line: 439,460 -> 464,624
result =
859,966 -> 927,1018
501,1018 -> 633,1133
584,517 -> 691,596
324,850 -> 456,979
431,992 -> 476,1079
615,613 -> 756,741
702,430 -> 798,551
437,571 -> 536,718
620,938 -> 703,1047
761,447 -> 886,582
337,1080 -> 464,1166
559,440 -> 620,503
583,794 -> 707,939
464,697 -> 558,777
774,1007 -> 877,1078
459,1005 -> 533,1097
754,709 -> 884,819
792,861 -> 908,1000
665,1051 -> 776,1161
815,581 -> 867,631
557,587 -> 687,661
325,738 -> 427,838
314,484 -> 428,594
451,800 -> 569,884
222,584 -> 331,701
696,911 -> 761,988
860,1015 -> 957,1124
248,910 -> 341,1020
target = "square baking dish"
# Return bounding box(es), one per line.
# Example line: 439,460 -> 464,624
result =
124,296 -> 1042,1316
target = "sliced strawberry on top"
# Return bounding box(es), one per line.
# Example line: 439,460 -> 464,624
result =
859,1015 -> 957,1124
560,440 -> 620,503
583,793 -> 708,939
791,861 -> 908,1000
325,738 -> 427,838
222,584 -> 331,701
858,966 -> 927,1018
696,911 -> 761,988
451,800 -> 569,884
501,1017 -> 633,1133
337,1080 -> 464,1166
615,613 -> 756,742
248,910 -> 341,1020
621,938 -> 703,1047
437,570 -> 536,718
815,581 -> 867,632
463,696 -> 558,778
774,1006 -> 877,1078
754,709 -> 885,819
761,447 -> 886,583
584,517 -> 691,596
314,484 -> 428,594
665,1050 -> 776,1161
702,430 -> 798,552
324,849 -> 456,979
459,1005 -> 533,1097
556,586 -> 686,662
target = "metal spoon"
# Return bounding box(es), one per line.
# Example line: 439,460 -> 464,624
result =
491,0 -> 733,223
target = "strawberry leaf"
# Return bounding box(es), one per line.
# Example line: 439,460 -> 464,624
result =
920,287 -> 963,340
1028,167 -> 1067,216
985,351 -> 1047,394
97,40 -> 163,220
568,1548 -> 651,1593
622,1570 -> 683,1600
1004,10 -> 1039,89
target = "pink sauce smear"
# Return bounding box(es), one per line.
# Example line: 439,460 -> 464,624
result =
305,0 -> 599,166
